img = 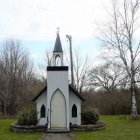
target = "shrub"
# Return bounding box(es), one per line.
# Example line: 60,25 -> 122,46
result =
81,108 -> 99,125
17,109 -> 38,125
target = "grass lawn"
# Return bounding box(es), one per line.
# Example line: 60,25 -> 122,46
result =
0,119 -> 43,140
73,115 -> 140,140
1,116 -> 140,140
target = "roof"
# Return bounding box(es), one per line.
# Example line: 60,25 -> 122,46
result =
32,86 -> 47,102
32,85 -> 85,102
69,85 -> 85,101
53,33 -> 63,52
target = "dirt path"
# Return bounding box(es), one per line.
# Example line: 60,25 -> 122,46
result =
41,133 -> 72,140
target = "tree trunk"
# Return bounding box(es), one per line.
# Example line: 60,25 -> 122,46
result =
3,98 -> 7,118
1,104 -> 4,116
131,74 -> 138,119
131,91 -> 137,118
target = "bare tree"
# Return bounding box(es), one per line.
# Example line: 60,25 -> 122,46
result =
44,50 -> 52,67
38,50 -> 52,82
99,0 -> 140,118
89,62 -> 127,92
73,50 -> 90,93
0,39 -> 33,117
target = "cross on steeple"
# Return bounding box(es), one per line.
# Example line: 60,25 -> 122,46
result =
56,27 -> 60,34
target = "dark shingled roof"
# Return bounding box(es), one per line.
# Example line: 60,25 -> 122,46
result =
32,85 -> 85,102
53,33 -> 63,52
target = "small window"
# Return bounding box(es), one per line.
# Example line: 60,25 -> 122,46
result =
40,105 -> 46,118
56,56 -> 61,66
72,104 -> 77,118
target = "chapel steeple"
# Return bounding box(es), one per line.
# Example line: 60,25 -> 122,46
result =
52,30 -> 63,66
53,32 -> 63,53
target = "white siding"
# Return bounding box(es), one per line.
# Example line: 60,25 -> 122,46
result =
47,70 -> 69,130
69,90 -> 81,125
35,69 -> 82,127
35,91 -> 47,125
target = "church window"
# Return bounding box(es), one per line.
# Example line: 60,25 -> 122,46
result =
40,105 -> 46,118
55,55 -> 61,66
72,104 -> 77,118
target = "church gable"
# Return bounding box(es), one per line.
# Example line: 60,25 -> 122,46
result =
32,85 -> 85,102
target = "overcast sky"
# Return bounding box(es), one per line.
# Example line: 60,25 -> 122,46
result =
0,0 -> 110,68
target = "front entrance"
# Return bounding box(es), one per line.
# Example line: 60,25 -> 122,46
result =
50,89 -> 66,129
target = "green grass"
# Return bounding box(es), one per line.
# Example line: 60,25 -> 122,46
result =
73,115 -> 140,140
1,116 -> 140,140
0,119 -> 43,140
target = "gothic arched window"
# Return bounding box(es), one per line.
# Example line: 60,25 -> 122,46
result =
40,105 -> 46,118
72,104 -> 77,118
55,55 -> 61,66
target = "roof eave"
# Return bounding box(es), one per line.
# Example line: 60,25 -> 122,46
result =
32,86 -> 47,102
69,85 -> 85,101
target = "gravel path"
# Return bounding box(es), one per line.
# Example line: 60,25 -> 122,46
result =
41,133 -> 72,140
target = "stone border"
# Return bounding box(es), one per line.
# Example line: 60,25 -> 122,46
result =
11,121 -> 105,132
11,123 -> 47,132
70,122 -> 105,132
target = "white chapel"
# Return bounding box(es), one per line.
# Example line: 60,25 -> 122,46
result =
33,32 -> 85,132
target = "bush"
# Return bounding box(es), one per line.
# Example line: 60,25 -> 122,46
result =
17,109 -> 38,125
81,108 -> 99,125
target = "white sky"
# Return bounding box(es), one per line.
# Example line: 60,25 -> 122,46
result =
0,0 -> 112,73
0,0 -> 110,40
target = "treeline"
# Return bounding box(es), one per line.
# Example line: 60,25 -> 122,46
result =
0,39 -> 45,117
82,89 -> 140,115
0,38 -> 140,117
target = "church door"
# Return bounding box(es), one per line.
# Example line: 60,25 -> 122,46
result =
50,89 -> 66,129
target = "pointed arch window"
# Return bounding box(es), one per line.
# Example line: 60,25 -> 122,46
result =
72,104 -> 77,118
55,55 -> 61,66
40,105 -> 46,118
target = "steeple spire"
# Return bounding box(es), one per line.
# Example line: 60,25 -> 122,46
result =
52,29 -> 63,66
53,28 -> 63,52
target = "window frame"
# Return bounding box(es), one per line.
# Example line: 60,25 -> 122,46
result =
72,104 -> 77,118
40,105 -> 46,118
